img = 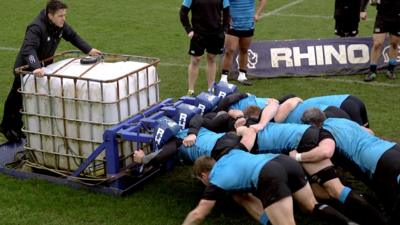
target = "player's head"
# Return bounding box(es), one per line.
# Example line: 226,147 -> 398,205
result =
193,156 -> 215,185
46,0 -> 68,28
301,107 -> 326,127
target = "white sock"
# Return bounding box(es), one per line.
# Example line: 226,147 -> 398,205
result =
238,72 -> 247,81
220,74 -> 228,83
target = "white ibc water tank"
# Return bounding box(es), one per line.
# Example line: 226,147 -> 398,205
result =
22,57 -> 159,173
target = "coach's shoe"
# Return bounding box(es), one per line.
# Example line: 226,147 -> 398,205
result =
0,126 -> 20,143
386,70 -> 396,80
364,72 -> 376,82
186,89 -> 195,97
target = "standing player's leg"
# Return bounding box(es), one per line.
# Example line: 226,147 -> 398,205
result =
220,33 -> 239,83
386,34 -> 400,80
237,36 -> 253,85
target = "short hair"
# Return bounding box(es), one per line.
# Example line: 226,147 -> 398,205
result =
46,0 -> 68,15
193,156 -> 215,178
301,107 -> 326,127
243,105 -> 261,119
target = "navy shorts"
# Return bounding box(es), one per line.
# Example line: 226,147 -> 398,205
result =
373,12 -> 400,36
227,28 -> 254,38
340,95 -> 369,127
189,32 -> 225,56
255,155 -> 307,208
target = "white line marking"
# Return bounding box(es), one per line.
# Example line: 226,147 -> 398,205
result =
159,62 -> 188,68
273,12 -> 331,19
271,12 -> 374,21
261,0 -> 304,18
311,77 -> 400,87
0,46 -> 19,51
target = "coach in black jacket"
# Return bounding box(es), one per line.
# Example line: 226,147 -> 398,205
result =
0,0 -> 101,142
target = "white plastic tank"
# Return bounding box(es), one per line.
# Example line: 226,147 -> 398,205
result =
21,56 -> 159,174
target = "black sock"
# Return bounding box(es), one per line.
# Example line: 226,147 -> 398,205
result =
221,69 -> 229,75
370,64 -> 377,73
389,193 -> 400,225
239,69 -> 247,74
312,203 -> 354,225
342,191 -> 387,225
388,64 -> 395,73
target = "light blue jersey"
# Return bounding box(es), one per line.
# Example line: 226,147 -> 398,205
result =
176,127 -> 225,162
210,150 -> 278,191
305,95 -> 350,108
229,0 -> 255,30
323,118 -> 396,178
257,122 -> 310,154
283,102 -> 329,123
230,95 -> 268,110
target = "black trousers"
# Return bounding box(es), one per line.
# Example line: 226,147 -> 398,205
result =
1,75 -> 23,132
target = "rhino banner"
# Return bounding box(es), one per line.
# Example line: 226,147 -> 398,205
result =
232,37 -> 400,78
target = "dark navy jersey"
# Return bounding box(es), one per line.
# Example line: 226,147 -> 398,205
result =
323,118 -> 396,178
257,122 -> 310,154
376,0 -> 400,17
209,150 -> 278,191
335,0 -> 368,19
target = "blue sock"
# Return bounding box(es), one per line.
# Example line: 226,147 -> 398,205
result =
259,212 -> 269,225
389,59 -> 397,66
388,59 -> 397,72
338,186 -> 352,204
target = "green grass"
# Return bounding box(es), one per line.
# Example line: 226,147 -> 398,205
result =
0,0 -> 399,224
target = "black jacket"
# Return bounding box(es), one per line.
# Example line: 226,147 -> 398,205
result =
334,0 -> 368,20
14,9 -> 92,73
179,0 -> 230,35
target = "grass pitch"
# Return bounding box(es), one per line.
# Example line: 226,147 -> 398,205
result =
0,0 -> 398,224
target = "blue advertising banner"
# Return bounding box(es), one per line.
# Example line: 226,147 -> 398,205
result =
232,37 -> 400,78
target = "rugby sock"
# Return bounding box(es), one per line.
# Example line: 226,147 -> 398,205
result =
389,193 -> 400,225
238,69 -> 247,80
259,212 -> 269,225
338,186 -> 351,204
312,203 -> 354,225
341,188 -> 387,225
370,64 -> 377,73
388,59 -> 397,72
220,70 -> 229,83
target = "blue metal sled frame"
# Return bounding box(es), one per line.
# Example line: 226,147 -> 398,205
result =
0,98 -> 192,196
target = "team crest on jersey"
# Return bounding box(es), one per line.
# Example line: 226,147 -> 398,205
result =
47,36 -> 51,42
